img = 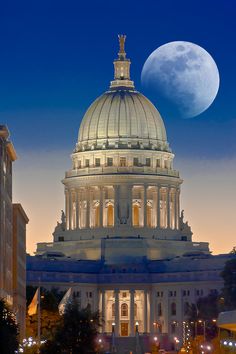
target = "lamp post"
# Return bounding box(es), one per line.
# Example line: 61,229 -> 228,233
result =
135,321 -> 139,334
111,322 -> 116,353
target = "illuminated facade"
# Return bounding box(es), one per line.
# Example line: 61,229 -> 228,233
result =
0,125 -> 28,340
31,36 -> 231,351
37,35 -> 208,263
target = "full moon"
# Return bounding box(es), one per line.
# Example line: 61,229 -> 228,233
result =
141,41 -> 220,118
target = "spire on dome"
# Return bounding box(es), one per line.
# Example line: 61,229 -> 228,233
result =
110,35 -> 134,89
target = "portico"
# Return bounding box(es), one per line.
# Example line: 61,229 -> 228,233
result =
99,289 -> 151,336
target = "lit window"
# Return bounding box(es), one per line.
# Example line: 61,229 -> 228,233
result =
121,303 -> 128,317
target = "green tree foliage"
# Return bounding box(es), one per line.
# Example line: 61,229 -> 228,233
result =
221,257 -> 236,310
186,293 -> 220,340
0,299 -> 19,354
26,286 -> 65,340
40,302 -> 101,354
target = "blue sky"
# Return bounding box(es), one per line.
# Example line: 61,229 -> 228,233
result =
1,0 -> 236,254
1,0 -> 236,158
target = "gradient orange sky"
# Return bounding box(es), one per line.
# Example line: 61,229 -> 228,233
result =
13,149 -> 236,256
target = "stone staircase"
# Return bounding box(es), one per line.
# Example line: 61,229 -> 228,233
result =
106,335 -> 150,354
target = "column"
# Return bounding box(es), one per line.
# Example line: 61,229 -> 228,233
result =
150,289 -> 155,334
75,190 -> 78,229
162,289 -> 169,333
130,289 -> 135,336
157,186 -> 160,228
177,289 -> 183,344
65,189 -> 69,230
127,185 -> 132,226
86,187 -> 90,228
115,289 -> 120,336
69,190 -> 72,230
77,190 -> 81,228
143,185 -> 147,227
99,187 -> 104,227
175,189 -> 180,229
153,189 -> 157,228
114,185 -> 119,226
167,187 -> 170,229
143,290 -> 148,333
102,290 -> 106,333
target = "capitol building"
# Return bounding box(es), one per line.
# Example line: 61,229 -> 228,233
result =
28,36 -> 232,351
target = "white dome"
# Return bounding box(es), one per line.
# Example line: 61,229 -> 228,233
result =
77,89 -> 169,152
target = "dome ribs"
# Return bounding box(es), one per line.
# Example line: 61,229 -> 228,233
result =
96,93 -> 113,140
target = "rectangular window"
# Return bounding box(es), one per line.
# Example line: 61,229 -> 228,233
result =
156,159 -> 161,168
146,158 -> 151,167
95,158 -> 100,167
107,157 -> 113,166
133,157 -> 139,166
78,160 -> 81,168
164,160 -> 168,169
120,157 -> 126,167
85,159 -> 90,167
58,236 -> 64,242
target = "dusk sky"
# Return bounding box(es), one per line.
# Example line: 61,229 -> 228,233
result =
1,0 -> 236,254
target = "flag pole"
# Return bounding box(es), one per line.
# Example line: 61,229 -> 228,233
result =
37,283 -> 41,354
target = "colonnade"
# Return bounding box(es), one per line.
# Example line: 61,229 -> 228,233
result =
65,184 -> 180,231
99,289 -> 149,336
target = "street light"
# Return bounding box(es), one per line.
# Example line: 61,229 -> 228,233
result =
112,322 -> 115,333
135,321 -> 139,333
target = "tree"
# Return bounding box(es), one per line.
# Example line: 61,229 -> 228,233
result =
40,302 -> 101,354
0,299 -> 19,354
221,257 -> 236,310
186,293 -> 220,340
26,286 -> 65,341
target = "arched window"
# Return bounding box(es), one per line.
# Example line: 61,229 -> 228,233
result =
112,303 -> 115,317
107,204 -> 114,226
133,204 -> 139,226
158,303 -> 162,317
171,302 -> 176,316
121,303 -> 128,317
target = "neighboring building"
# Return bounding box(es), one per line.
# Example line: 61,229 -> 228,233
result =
0,125 -> 28,340
13,203 -> 29,340
0,125 -> 17,305
27,36 -> 233,351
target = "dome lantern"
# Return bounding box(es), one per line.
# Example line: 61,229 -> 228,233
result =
110,34 -> 134,89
